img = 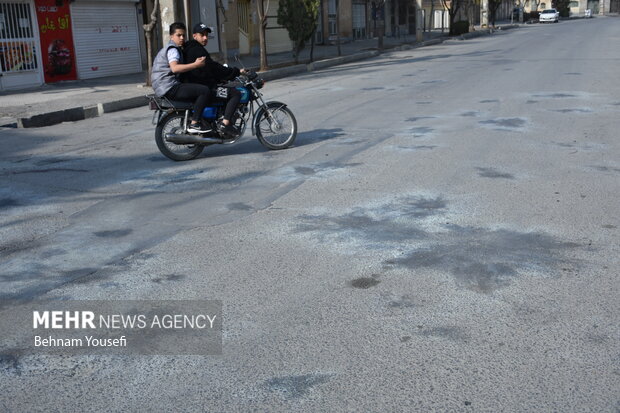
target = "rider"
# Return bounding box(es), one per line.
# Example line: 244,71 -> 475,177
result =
183,23 -> 247,136
151,22 -> 211,134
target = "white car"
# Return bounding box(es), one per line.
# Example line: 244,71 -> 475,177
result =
539,8 -> 560,23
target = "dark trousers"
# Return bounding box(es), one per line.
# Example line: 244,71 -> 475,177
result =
166,83 -> 211,122
215,87 -> 242,122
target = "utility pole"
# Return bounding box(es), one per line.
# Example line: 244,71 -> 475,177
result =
415,0 -> 423,42
480,0 -> 488,28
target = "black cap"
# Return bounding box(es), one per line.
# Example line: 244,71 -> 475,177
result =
192,23 -> 212,34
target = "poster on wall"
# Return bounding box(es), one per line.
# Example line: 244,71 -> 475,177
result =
34,0 -> 77,82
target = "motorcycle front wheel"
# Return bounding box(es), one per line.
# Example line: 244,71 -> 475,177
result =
254,103 -> 297,150
155,113 -> 204,161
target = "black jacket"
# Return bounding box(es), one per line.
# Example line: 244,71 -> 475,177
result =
183,40 -> 240,89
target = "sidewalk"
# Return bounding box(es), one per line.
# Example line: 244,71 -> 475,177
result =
0,25 -> 516,129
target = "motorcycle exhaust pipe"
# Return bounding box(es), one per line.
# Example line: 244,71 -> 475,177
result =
165,133 -> 224,145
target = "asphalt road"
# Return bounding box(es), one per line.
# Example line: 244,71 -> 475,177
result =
1,17 -> 619,412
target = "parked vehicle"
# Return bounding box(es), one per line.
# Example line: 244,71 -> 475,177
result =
147,70 -> 297,161
539,8 -> 560,23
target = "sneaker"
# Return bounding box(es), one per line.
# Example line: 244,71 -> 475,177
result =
187,123 -> 209,134
217,122 -> 239,137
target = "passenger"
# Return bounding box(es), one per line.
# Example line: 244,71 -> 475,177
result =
151,22 -> 211,134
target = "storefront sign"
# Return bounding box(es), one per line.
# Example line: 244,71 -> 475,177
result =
34,0 -> 77,82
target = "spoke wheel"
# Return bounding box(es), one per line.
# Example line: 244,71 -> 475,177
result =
255,104 -> 297,150
155,113 -> 204,161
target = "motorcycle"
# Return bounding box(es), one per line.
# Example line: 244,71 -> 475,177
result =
147,70 -> 297,161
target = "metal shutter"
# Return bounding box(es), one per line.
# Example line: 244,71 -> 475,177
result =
70,1 -> 141,79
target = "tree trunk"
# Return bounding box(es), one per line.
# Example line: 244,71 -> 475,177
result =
217,0 -> 228,64
257,0 -> 269,71
377,0 -> 385,50
336,0 -> 341,56
143,0 -> 160,87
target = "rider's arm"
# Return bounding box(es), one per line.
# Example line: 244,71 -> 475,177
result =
170,57 -> 205,73
168,48 -> 205,73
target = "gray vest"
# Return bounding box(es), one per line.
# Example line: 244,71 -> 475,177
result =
151,41 -> 183,97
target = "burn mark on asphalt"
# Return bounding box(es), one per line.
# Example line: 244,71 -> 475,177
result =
461,111 -> 480,117
403,196 -> 447,218
361,87 -> 385,91
422,80 -> 444,84
589,165 -> 620,173
295,166 -> 316,176
0,198 -> 20,209
564,72 -> 582,76
551,108 -> 592,113
0,353 -> 21,376
479,99 -> 499,103
533,93 -> 577,99
389,225 -> 580,293
394,145 -> 437,152
65,268 -> 104,284
526,100 -> 538,104
416,101 -> 433,105
479,118 -> 526,129
296,196 -> 581,293
94,229 -> 133,238
227,202 -> 253,211
350,276 -> 381,289
266,373 -> 332,399
152,274 -> 186,283
40,248 -> 66,258
34,158 -> 72,166
476,167 -> 515,179
406,116 -> 436,122
411,126 -> 434,136
602,224 -> 616,229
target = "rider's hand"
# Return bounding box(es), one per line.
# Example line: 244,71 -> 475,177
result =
194,56 -> 206,68
240,69 -> 247,74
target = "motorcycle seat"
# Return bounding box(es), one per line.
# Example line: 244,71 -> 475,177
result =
159,99 -> 193,110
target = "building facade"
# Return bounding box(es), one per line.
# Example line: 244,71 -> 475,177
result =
1,0 -> 145,90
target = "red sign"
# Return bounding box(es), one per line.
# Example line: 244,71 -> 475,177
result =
35,0 -> 77,82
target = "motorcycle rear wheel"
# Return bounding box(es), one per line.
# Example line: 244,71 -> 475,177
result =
255,103 -> 297,150
155,113 -> 204,161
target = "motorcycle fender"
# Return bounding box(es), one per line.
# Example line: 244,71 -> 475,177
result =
252,101 -> 288,136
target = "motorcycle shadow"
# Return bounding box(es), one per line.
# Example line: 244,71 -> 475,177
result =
199,128 -> 346,159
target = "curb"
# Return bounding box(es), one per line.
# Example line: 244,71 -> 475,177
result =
7,95 -> 149,129
259,50 -> 380,81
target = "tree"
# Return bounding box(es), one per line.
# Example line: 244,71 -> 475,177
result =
488,0 -> 502,26
372,0 -> 387,50
257,0 -> 270,71
440,0 -> 464,35
277,0 -> 320,63
143,0 -> 160,86
552,0 -> 571,16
